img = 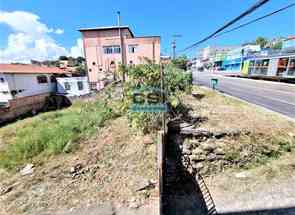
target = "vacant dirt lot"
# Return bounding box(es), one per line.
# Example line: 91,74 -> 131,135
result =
0,117 -> 157,215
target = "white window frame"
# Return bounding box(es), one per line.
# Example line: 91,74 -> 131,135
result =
103,45 -> 121,54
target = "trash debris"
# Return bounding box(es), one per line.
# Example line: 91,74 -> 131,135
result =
20,164 -> 34,176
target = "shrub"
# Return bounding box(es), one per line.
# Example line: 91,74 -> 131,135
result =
122,62 -> 192,133
171,55 -> 189,70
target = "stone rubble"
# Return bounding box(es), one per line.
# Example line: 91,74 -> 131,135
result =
177,122 -> 248,175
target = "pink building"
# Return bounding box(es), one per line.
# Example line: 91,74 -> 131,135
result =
79,26 -> 161,89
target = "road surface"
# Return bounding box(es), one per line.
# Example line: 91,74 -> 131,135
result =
193,71 -> 295,119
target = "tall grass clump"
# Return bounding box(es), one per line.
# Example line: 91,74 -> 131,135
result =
0,100 -> 118,169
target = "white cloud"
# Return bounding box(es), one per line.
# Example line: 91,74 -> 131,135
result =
70,38 -> 84,58
0,10 -> 82,63
55,28 -> 64,35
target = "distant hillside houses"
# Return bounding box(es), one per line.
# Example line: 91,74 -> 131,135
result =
31,56 -> 87,76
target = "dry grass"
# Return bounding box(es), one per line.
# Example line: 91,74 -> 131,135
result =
187,86 -> 295,135
182,86 -> 295,172
0,117 -> 157,215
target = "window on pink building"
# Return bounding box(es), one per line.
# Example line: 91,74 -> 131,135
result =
103,46 -> 121,54
128,45 -> 137,53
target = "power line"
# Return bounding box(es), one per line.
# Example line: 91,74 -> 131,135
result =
180,0 -> 270,52
213,3 -> 295,39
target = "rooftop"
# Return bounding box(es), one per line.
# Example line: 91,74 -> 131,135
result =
78,25 -> 134,37
0,64 -> 69,75
134,36 -> 161,39
286,36 -> 295,41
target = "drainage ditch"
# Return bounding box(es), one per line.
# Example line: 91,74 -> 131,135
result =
161,119 -> 217,215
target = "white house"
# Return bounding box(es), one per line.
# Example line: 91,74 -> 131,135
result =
0,64 -> 69,122
56,77 -> 90,97
0,64 -> 68,105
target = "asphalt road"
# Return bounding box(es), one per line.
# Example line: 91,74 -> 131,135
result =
193,71 -> 295,119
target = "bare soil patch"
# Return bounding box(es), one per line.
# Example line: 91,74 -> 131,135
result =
0,117 -> 157,215
179,86 -> 295,176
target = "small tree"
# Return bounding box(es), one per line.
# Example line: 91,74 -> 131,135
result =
59,56 -> 69,61
171,56 -> 189,70
255,37 -> 268,49
122,62 -> 192,133
76,56 -> 85,64
271,41 -> 283,50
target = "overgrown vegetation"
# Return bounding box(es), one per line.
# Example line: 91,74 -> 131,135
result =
120,59 -> 192,133
243,36 -> 284,50
0,100 -> 119,169
171,55 -> 189,70
0,57 -> 192,168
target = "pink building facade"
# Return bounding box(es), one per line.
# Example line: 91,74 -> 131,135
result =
79,26 -> 161,89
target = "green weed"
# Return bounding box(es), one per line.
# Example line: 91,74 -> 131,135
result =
0,100 -> 118,169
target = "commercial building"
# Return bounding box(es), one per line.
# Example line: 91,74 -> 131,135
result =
217,45 -> 261,75
282,36 -> 295,52
200,46 -> 235,62
194,46 -> 238,71
79,26 -> 161,89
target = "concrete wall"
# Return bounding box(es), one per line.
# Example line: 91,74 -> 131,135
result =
125,37 -> 161,65
0,93 -> 50,123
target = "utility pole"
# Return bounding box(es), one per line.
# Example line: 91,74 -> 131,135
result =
172,34 -> 182,60
172,40 -> 176,60
117,11 -> 126,81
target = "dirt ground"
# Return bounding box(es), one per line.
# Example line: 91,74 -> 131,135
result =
183,86 -> 295,213
206,152 -> 295,213
0,117 -> 157,215
185,87 -> 295,135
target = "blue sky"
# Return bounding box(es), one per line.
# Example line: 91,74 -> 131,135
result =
0,0 -> 294,62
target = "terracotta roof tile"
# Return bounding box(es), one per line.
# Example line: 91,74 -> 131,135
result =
0,64 -> 69,74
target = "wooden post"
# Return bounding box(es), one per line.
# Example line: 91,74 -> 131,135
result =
158,130 -> 165,215
160,63 -> 166,132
